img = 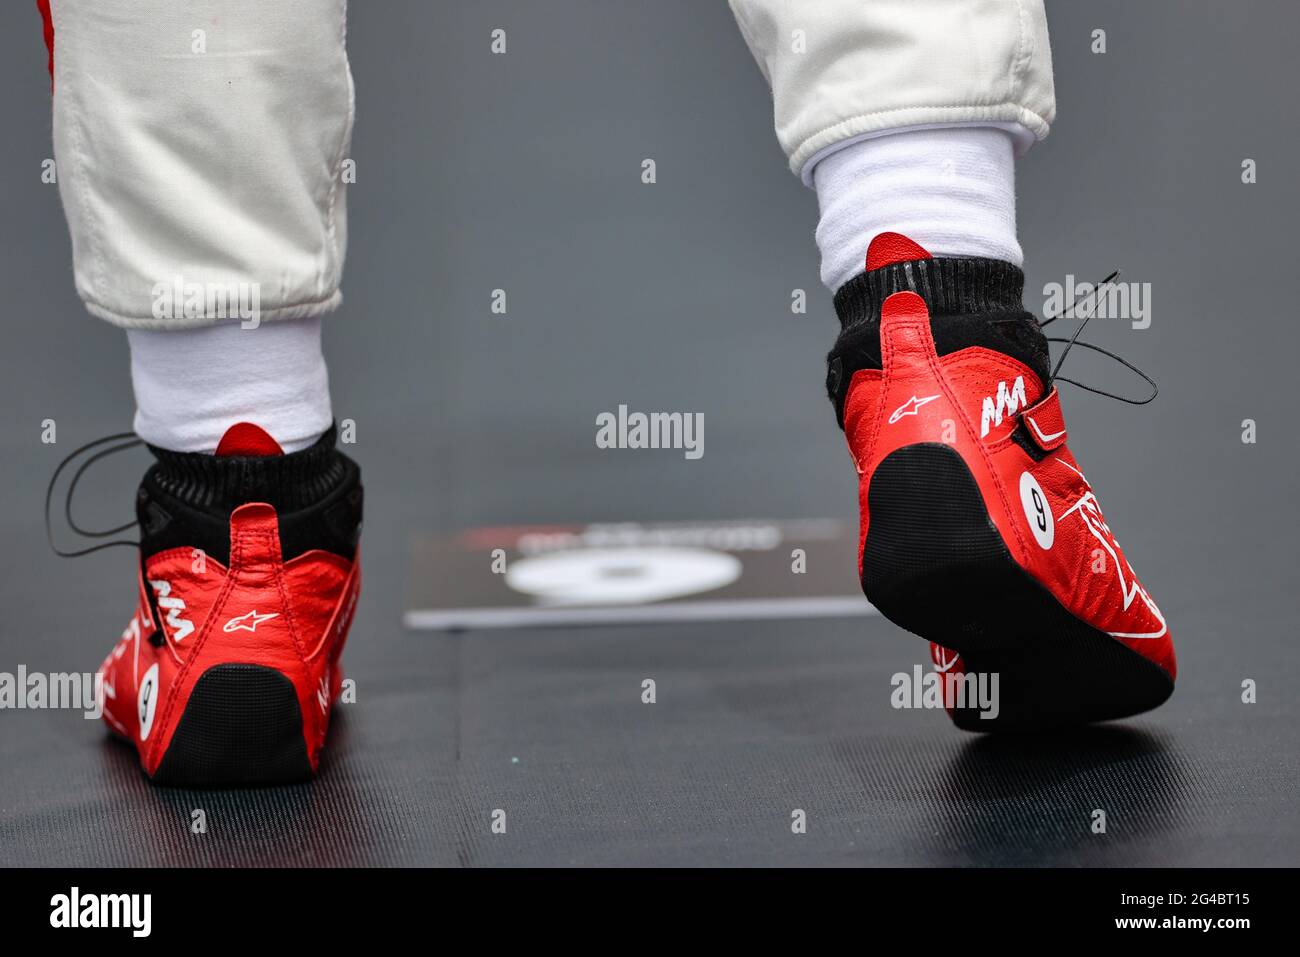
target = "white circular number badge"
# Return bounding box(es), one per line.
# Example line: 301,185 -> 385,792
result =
1019,471 -> 1054,550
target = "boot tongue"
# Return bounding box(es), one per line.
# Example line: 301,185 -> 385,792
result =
215,423 -> 283,457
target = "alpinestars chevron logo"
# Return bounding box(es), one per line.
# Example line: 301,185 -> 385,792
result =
148,579 -> 194,642
889,394 -> 940,424
222,610 -> 280,633
980,376 -> 1027,437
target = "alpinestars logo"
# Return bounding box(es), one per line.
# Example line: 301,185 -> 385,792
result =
889,394 -> 940,424
980,376 -> 1027,437
148,579 -> 194,641
223,610 -> 279,633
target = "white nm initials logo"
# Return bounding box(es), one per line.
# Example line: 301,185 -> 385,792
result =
149,579 -> 194,642
980,376 -> 1027,438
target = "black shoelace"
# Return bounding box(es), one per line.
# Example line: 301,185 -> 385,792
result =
45,432 -> 143,557
1039,268 -> 1158,405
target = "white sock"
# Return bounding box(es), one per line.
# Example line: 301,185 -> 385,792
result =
812,127 -> 1022,292
127,317 -> 333,453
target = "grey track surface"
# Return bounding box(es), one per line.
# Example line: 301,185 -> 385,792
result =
2,1 -> 1298,866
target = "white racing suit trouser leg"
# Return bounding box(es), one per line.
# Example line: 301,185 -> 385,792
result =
729,0 -> 1056,289
43,0 -> 353,451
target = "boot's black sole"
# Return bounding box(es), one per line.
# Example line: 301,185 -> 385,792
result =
150,664 -> 313,787
862,443 -> 1173,730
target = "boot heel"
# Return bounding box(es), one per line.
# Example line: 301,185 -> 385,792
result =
150,663 -> 312,787
861,442 -> 1012,656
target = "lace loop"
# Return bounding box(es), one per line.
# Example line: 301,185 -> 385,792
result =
45,432 -> 143,558
1047,340 -> 1158,405
1039,269 -> 1158,405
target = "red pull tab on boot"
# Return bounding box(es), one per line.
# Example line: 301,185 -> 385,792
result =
879,290 -> 939,379
227,502 -> 284,579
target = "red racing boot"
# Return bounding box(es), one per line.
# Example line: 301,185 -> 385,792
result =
829,233 -> 1175,729
95,423 -> 362,785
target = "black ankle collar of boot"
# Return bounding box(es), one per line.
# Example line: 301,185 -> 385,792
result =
145,425 -> 348,514
833,256 -> 1025,329
825,257 -> 1049,429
